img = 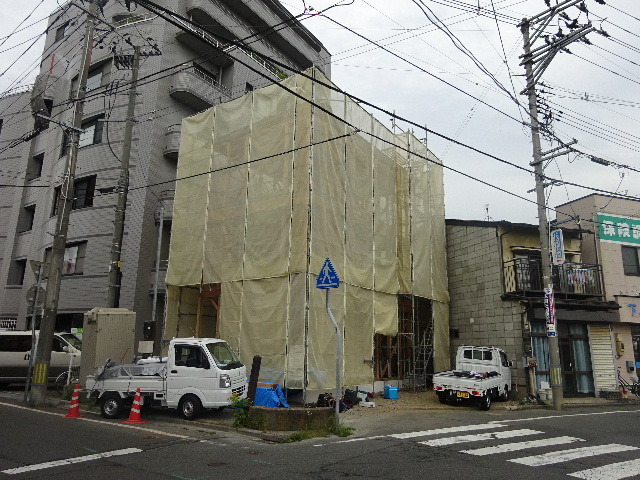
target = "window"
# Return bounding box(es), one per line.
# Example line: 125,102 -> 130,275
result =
45,242 -> 87,275
70,61 -> 110,99
85,70 -> 103,92
463,348 -> 493,361
78,117 -> 104,147
59,115 -> 103,156
8,259 -> 27,285
622,246 -> 640,276
73,176 -> 96,209
500,351 -> 509,367
55,22 -> 69,42
51,175 -> 96,216
18,205 -> 36,233
26,153 -> 44,181
0,335 -> 32,352
205,342 -> 241,370
0,118 -> 3,135
174,345 -> 210,369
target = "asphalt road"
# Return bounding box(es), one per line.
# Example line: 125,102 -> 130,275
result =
2,400 -> 640,479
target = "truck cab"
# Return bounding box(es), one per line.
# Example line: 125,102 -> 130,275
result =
166,338 -> 247,410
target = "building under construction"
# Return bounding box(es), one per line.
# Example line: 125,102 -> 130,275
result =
164,69 -> 449,398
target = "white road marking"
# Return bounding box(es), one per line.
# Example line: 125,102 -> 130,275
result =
510,444 -> 639,467
502,410 -> 640,424
420,429 -> 543,447
569,458 -> 640,480
2,448 -> 142,475
390,423 -> 507,440
461,436 -> 585,455
0,401 -> 190,439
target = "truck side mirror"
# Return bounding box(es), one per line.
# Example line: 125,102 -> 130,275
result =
507,360 -> 514,367
63,345 -> 70,353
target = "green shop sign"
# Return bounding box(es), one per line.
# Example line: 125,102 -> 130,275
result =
598,213 -> 640,245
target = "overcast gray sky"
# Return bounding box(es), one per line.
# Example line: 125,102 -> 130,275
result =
2,0 -> 639,224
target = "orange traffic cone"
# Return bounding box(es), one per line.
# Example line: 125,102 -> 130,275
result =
123,388 -> 146,424
63,384 -> 83,419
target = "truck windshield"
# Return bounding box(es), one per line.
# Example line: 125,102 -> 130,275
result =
59,333 -> 82,351
206,342 -> 243,370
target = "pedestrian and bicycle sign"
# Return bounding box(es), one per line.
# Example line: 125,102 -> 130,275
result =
316,258 -> 340,289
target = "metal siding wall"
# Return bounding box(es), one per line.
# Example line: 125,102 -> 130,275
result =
588,323 -> 617,393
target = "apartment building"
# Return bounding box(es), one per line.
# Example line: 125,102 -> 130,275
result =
0,0 -> 330,338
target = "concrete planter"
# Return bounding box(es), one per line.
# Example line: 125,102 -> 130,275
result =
246,406 -> 334,431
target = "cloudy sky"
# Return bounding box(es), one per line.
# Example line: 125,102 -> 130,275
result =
2,0 -> 639,224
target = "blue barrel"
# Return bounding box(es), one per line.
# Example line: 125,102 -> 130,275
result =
384,386 -> 399,400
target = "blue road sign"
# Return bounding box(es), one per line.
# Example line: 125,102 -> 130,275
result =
316,258 -> 340,289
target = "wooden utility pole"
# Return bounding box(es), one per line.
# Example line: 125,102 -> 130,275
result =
106,46 -> 141,307
29,0 -> 100,407
519,0 -> 594,411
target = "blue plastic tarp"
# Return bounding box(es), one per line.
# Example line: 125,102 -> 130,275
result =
254,382 -> 289,408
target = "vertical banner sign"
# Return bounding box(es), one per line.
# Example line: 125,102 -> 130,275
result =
551,229 -> 565,265
544,287 -> 557,337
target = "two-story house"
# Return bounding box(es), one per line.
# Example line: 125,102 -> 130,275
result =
446,219 -> 619,398
556,194 -> 640,386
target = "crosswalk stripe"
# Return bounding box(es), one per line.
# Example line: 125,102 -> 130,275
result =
461,436 -> 585,456
419,429 -> 543,447
510,444 -> 639,467
569,458 -> 640,480
390,423 -> 506,440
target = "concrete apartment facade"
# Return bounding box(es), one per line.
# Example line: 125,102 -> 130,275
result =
446,219 -> 619,398
0,0 -> 330,339
556,194 -> 640,385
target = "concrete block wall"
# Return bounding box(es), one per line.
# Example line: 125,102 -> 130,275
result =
446,222 -> 526,388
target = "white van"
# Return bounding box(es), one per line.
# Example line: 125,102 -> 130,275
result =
0,331 -> 82,387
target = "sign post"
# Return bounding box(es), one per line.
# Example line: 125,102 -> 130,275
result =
316,258 -> 341,430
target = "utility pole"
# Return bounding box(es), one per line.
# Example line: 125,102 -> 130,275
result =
519,0 -> 594,411
29,0 -> 101,407
106,46 -> 141,307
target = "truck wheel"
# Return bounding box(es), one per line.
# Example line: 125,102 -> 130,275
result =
179,394 -> 202,421
499,386 -> 509,401
100,393 -> 124,419
479,394 -> 491,411
437,392 -> 447,404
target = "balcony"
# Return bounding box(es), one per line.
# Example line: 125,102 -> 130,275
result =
503,258 -> 603,298
164,124 -> 181,159
169,67 -> 231,111
175,23 -> 232,67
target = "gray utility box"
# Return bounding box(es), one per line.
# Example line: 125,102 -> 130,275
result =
79,308 -> 136,387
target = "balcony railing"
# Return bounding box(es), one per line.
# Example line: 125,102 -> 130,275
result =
169,67 -> 231,110
503,258 -> 603,298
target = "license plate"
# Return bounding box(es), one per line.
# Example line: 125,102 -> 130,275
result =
456,391 -> 469,398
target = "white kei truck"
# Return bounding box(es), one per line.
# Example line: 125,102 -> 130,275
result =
433,345 -> 512,410
86,337 -> 247,420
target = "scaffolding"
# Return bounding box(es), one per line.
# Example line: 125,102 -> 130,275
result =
164,68 -> 450,393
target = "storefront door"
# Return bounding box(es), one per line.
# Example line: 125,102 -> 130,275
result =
531,321 -> 595,396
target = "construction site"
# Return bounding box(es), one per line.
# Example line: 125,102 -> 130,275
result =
163,69 -> 450,401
